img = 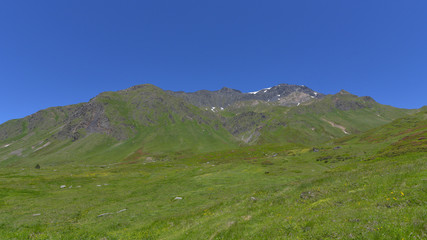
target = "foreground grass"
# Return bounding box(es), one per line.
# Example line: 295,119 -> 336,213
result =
0,143 -> 425,239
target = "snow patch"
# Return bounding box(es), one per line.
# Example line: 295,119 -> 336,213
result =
314,92 -> 318,96
2,144 -> 11,148
297,102 -> 300,106
248,87 -> 271,94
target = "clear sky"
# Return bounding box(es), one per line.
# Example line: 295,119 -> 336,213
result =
1,1 -> 426,124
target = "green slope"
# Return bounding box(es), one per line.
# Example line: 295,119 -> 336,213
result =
0,85 -> 416,167
221,90 -> 415,145
337,108 -> 427,158
0,112 -> 425,239
0,85 -> 238,166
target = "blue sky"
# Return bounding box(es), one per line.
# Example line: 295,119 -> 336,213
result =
1,0 -> 426,124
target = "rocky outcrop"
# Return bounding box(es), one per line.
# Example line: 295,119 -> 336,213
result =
167,84 -> 324,108
56,100 -> 113,141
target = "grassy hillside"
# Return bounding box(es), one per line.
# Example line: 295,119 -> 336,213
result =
0,111 -> 425,239
221,91 -> 414,145
0,85 -> 415,167
0,85 -> 239,166
337,109 -> 427,158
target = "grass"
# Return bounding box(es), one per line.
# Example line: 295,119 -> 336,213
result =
0,139 -> 425,239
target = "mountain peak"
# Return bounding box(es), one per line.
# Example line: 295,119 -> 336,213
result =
168,83 -> 324,108
218,87 -> 241,93
338,89 -> 351,95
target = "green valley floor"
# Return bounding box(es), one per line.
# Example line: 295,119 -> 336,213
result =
0,142 -> 425,239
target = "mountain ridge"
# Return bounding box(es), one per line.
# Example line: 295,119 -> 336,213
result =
0,83 -> 418,166
166,83 -> 325,108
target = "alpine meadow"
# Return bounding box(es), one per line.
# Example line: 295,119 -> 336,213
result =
0,84 -> 425,239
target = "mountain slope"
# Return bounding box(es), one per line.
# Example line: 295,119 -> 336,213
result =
338,108 -> 427,157
0,83 -> 416,166
0,84 -> 239,166
220,90 -> 415,144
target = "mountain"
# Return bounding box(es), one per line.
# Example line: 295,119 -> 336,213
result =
0,83 -> 416,166
0,84 -> 425,239
0,84 -> 238,166
167,83 -> 324,108
220,89 -> 415,144
0,106 -> 425,239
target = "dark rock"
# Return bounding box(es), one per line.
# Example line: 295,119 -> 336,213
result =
224,111 -> 267,136
333,146 -> 341,150
312,148 -> 319,152
35,164 -> 40,169
300,191 -> 319,199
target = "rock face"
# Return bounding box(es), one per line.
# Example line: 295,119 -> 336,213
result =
246,84 -> 323,106
167,84 -> 324,108
167,87 -> 244,109
56,100 -> 113,141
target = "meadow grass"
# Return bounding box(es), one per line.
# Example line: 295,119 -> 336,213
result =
0,142 -> 425,239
